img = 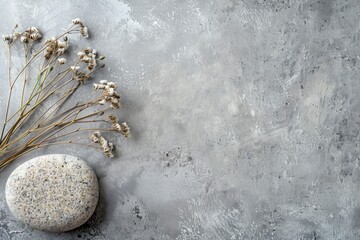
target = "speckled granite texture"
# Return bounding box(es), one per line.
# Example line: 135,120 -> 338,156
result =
5,155 -> 99,232
1,0 -> 360,239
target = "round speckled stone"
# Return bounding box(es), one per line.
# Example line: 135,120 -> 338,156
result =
5,154 -> 99,232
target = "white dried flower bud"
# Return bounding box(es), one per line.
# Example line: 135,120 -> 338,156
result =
93,83 -> 106,90
98,99 -> 106,105
36,32 -> 42,39
58,41 -> 68,49
80,26 -> 89,38
30,33 -> 39,40
20,35 -> 28,43
108,142 -> 114,151
2,34 -> 12,44
90,133 -> 100,143
120,122 -> 131,138
107,82 -> 116,87
30,27 -> 39,32
57,48 -> 65,55
87,63 -> 96,70
72,18 -> 83,25
70,66 -> 80,71
13,32 -> 21,39
111,97 -> 119,103
110,97 -> 120,109
82,56 -> 92,63
57,58 -> 67,65
113,92 -> 121,98
84,47 -> 91,54
107,88 -> 115,96
93,84 -> 100,90
78,51 -> 85,57
108,114 -> 117,123
113,123 -> 121,131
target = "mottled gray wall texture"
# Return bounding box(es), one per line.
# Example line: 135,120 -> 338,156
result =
0,0 -> 360,239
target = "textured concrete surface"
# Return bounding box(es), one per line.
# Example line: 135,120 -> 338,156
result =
0,0 -> 360,239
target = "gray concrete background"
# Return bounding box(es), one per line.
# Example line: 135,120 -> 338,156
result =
0,0 -> 359,239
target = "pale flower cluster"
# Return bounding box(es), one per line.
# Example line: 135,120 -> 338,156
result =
72,18 -> 89,38
93,80 -> 121,109
57,58 -> 67,65
21,27 -> 42,44
70,65 -> 89,82
44,36 -> 69,59
108,114 -> 131,138
78,47 -> 97,70
2,33 -> 20,45
2,26 -> 41,45
90,131 -> 114,157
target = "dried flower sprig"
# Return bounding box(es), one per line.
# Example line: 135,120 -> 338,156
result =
72,18 -> 89,38
94,80 -> 121,108
108,115 -> 131,138
90,131 -> 114,158
78,47 -> 97,70
0,19 -> 130,169
21,27 -> 42,44
44,36 -> 68,59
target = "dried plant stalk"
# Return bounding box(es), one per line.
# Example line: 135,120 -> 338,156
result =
0,19 -> 130,169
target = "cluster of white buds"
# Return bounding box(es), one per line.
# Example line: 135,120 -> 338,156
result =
93,80 -> 121,108
78,48 -> 97,70
44,36 -> 69,59
2,32 -> 21,45
108,114 -> 131,138
72,18 -> 89,38
90,131 -> 114,157
20,27 -> 42,44
70,65 -> 89,82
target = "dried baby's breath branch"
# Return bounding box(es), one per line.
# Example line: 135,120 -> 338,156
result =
0,19 -> 131,169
